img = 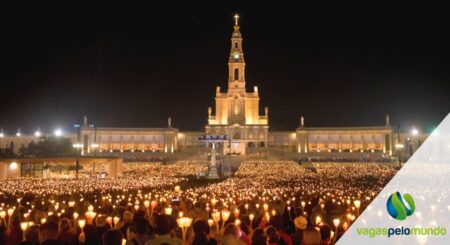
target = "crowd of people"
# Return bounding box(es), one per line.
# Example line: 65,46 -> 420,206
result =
0,160 -> 398,245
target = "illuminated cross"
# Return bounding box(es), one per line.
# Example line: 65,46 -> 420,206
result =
234,14 -> 239,26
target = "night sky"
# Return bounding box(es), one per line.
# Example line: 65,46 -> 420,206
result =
1,3 -> 449,134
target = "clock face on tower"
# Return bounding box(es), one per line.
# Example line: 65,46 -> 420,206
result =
233,53 -> 239,61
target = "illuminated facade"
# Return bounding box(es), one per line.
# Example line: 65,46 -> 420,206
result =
206,15 -> 269,155
0,16 -> 428,158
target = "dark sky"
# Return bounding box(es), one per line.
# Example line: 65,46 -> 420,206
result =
1,3 -> 449,134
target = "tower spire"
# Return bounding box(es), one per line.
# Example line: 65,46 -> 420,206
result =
228,14 -> 245,91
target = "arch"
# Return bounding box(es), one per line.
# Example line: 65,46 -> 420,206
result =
233,132 -> 241,139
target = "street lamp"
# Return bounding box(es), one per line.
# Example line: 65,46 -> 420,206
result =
16,128 -> 21,137
73,143 -> 83,179
34,128 -> 41,137
395,143 -> 404,166
410,127 -> 420,157
54,129 -> 63,137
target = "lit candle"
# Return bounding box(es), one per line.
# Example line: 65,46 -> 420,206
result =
235,218 -> 241,226
249,214 -> 254,222
343,222 -> 348,230
207,219 -> 214,228
165,207 -> 173,215
265,212 -> 271,222
221,210 -> 230,221
113,216 -> 120,228
20,222 -> 28,240
78,219 -> 86,230
315,216 -> 322,225
106,216 -> 112,226
234,208 -> 240,218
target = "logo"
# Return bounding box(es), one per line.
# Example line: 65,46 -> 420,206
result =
386,192 -> 415,220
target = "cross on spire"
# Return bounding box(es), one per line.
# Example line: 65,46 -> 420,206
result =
234,14 -> 239,26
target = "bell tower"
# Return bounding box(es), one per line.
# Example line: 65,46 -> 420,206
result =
228,14 -> 246,94
206,14 -> 269,155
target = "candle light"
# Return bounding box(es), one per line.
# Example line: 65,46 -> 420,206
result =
144,200 -> 150,208
122,239 -> 127,245
212,211 -> 220,234
78,219 -> 86,230
207,219 -> 214,228
106,216 -> 112,226
221,210 -> 230,221
265,212 -> 271,222
263,203 -> 269,212
20,222 -> 28,240
151,200 -> 157,209
212,211 -> 220,222
234,208 -> 240,218
178,211 -> 184,218
73,212 -> 79,220
20,222 -> 28,231
40,218 -> 46,224
165,207 -> 173,215
343,222 -> 348,230
315,216 -> 322,225
354,199 -> 361,216
174,185 -> 181,193
333,218 -> 340,229
7,208 -> 14,227
235,218 -> 241,226
113,216 -> 120,228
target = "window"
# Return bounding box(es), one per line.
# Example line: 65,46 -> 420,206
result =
234,68 -> 239,80
235,43 -> 238,48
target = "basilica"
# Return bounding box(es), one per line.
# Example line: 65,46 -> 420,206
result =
0,16 -> 424,159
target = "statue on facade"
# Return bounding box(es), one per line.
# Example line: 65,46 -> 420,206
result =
83,115 -> 88,127
168,117 -> 172,128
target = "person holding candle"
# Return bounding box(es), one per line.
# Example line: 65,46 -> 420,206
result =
116,211 -> 133,240
144,214 -> 181,245
102,230 -> 123,245
319,224 -> 332,245
250,228 -> 267,245
18,225 -> 40,245
301,223 -> 321,245
126,218 -> 151,245
191,219 -> 217,245
220,223 -> 245,245
57,218 -> 77,245
39,221 -> 69,245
